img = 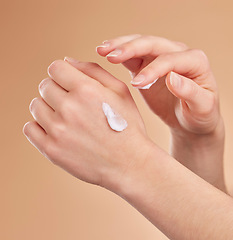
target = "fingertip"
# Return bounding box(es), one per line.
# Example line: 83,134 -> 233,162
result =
166,72 -> 182,93
95,46 -> 102,55
23,121 -> 31,137
169,71 -> 182,89
47,59 -> 63,79
106,49 -> 122,58
96,42 -> 111,56
106,52 -> 124,64
64,56 -> 79,63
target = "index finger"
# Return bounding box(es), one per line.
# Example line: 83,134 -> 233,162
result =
47,60 -> 93,91
97,35 -> 188,64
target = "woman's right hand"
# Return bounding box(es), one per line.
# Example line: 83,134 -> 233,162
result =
96,35 -> 226,191
96,34 -> 222,136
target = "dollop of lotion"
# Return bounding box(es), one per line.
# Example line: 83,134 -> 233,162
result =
102,102 -> 128,132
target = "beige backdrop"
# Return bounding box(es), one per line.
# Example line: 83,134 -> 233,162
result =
1,0 -> 233,239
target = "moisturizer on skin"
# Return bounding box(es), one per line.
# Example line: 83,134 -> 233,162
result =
102,102 -> 128,132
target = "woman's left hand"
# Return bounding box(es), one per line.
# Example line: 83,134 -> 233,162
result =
23,59 -> 154,192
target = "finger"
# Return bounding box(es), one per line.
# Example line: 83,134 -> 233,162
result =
130,49 -> 214,90
166,72 -> 215,114
47,60 -> 93,91
96,34 -> 141,56
64,57 -> 123,90
29,97 -> 54,133
98,35 -> 188,64
23,121 -> 47,153
39,78 -> 68,111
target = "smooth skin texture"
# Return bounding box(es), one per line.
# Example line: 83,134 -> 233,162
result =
23,59 -> 233,239
24,59 -> 153,187
96,35 -> 226,191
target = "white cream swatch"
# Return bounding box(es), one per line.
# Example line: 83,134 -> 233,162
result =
102,102 -> 128,132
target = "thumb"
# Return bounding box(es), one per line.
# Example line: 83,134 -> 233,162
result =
166,71 -> 214,114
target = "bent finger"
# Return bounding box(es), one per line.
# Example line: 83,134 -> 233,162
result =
39,78 -> 68,111
64,57 -> 126,91
29,97 -> 54,133
166,72 -> 215,114
130,49 -> 214,90
96,34 -> 141,56
23,121 -> 47,154
47,60 -> 94,91
99,35 -> 188,64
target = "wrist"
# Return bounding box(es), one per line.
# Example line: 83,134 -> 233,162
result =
170,116 -> 225,152
170,117 -> 226,191
115,142 -> 168,202
100,136 -> 158,197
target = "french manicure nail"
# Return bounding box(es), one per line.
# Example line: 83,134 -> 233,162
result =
170,71 -> 181,88
106,49 -> 122,57
130,74 -> 145,85
129,71 -> 136,79
64,56 -> 79,63
137,78 -> 159,89
96,42 -> 110,49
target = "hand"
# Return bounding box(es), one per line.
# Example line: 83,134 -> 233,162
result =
23,59 -> 154,191
96,35 -> 226,191
96,34 -> 221,136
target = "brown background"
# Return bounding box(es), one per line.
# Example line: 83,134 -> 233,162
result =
1,0 -> 233,239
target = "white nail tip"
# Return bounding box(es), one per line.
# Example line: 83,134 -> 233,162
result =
137,78 -> 159,89
96,44 -> 110,48
106,50 -> 122,57
129,71 -> 136,79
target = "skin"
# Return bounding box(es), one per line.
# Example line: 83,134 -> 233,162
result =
23,59 -> 233,239
96,35 -> 226,192
23,59 -> 153,187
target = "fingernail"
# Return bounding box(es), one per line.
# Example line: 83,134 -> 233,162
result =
96,42 -> 110,49
23,122 -> 30,136
39,78 -> 49,90
129,71 -> 136,79
64,56 -> 79,63
170,71 -> 181,88
130,74 -> 145,85
137,78 -> 159,89
29,98 -> 37,112
106,49 -> 122,57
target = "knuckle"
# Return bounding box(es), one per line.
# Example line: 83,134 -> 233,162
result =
58,98 -> 74,117
50,122 -> 66,141
191,49 -> 208,62
174,41 -> 188,50
204,93 -> 216,115
116,81 -> 129,95
190,84 -> 199,98
79,83 -> 98,98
